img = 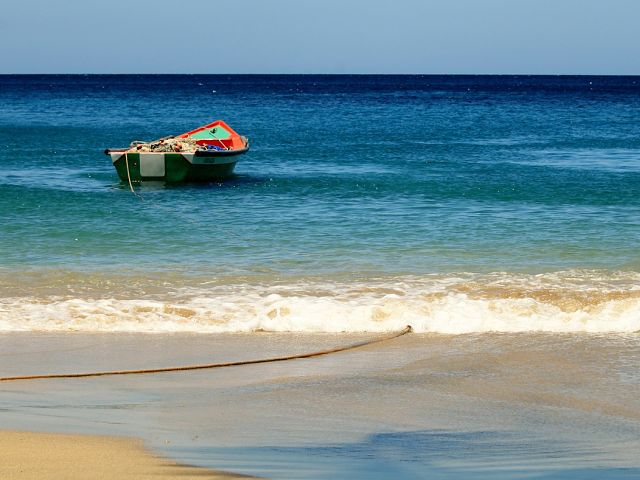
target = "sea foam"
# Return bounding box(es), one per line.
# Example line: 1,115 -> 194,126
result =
1,271 -> 639,334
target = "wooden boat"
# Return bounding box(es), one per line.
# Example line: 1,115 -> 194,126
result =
105,120 -> 249,183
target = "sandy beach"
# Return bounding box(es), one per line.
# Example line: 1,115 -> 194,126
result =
2,331 -> 640,478
0,430 -> 254,480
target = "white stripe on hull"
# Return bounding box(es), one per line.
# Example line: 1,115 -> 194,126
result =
139,153 -> 165,177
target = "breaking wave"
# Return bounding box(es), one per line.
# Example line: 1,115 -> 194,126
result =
1,271 -> 639,334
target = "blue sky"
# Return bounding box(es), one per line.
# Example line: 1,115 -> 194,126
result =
1,0 -> 638,74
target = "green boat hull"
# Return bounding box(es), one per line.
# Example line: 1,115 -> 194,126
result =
110,152 -> 239,183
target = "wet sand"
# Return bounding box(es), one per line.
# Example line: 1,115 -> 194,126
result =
0,430 -> 254,480
1,332 -> 640,478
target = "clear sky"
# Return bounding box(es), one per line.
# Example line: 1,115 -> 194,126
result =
1,0 -> 639,74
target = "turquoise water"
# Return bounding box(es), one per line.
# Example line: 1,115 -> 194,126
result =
1,75 -> 639,333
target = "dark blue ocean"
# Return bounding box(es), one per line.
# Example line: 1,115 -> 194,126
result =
2,75 -> 640,479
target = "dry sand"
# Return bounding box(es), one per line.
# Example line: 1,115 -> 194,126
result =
0,430 -> 256,480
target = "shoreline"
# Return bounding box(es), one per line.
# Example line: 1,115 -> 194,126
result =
2,332 -> 640,478
0,430 -> 257,480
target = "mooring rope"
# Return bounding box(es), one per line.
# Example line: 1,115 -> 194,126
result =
120,152 -> 246,238
0,326 -> 412,382
124,152 -> 134,194
124,152 -> 144,200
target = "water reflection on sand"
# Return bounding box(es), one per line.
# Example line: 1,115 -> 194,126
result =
1,332 -> 640,479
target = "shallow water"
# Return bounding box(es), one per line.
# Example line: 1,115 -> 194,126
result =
1,332 -> 639,478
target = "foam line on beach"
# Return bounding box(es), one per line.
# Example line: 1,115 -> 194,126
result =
1,271 -> 639,334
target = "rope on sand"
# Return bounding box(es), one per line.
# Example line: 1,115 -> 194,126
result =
0,326 -> 412,382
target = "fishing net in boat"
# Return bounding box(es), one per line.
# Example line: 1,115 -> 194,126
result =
128,137 -> 207,153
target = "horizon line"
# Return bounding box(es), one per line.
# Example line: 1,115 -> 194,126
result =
2,72 -> 640,77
